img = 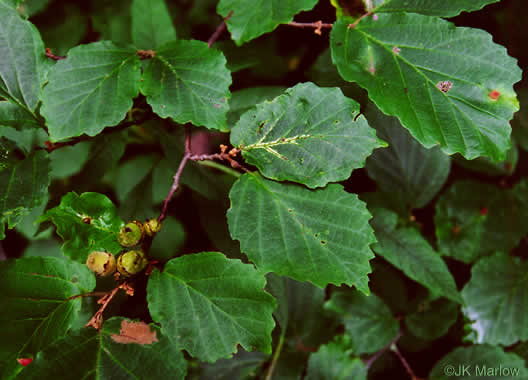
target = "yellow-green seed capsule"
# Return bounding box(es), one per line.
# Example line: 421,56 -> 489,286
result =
86,251 -> 117,277
117,250 -> 148,277
144,218 -> 162,236
118,221 -> 144,247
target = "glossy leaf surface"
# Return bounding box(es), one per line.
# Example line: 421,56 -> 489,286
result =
41,192 -> 124,262
331,14 -> 521,161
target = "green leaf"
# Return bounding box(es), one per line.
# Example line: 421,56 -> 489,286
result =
369,258 -> 410,315
140,40 -> 231,130
49,141 -> 92,180
372,0 -> 500,17
0,2 -> 50,113
91,0 -> 132,45
217,0 -> 318,45
306,336 -> 367,380
226,86 -> 285,131
330,14 -> 521,161
266,273 -> 334,348
81,130 -> 128,183
115,154 -> 157,203
23,238 -> 61,257
38,4 -> 88,57
18,317 -> 187,379
0,139 -> 50,237
435,180 -> 528,263
231,83 -> 385,188
0,256 -> 95,376
430,345 -> 528,379
147,252 -> 276,362
227,173 -> 376,292
15,194 -> 52,240
149,216 -> 185,261
40,192 -> 124,263
365,103 -> 450,208
453,143 -> 518,177
40,41 -> 141,142
0,101 -> 40,130
461,252 -> 528,346
325,289 -> 399,355
512,89 -> 528,152
369,207 -> 462,303
405,298 -> 459,340
131,0 -> 176,49
15,0 -> 51,17
198,350 -> 267,380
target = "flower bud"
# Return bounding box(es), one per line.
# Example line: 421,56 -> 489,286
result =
86,251 -> 117,277
117,250 -> 148,277
118,221 -> 144,247
144,218 -> 162,236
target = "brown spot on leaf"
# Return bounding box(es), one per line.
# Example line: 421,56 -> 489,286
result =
111,320 -> 158,345
392,46 -> 401,54
436,81 -> 453,93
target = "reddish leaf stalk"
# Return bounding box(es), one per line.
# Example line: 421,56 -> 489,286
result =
85,282 -> 133,330
45,48 -> 66,60
365,331 -> 402,369
391,343 -> 419,380
349,11 -> 374,29
208,10 -> 234,47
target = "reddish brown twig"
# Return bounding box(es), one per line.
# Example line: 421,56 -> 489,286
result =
208,10 -> 233,47
45,48 -> 66,60
365,331 -> 402,369
190,144 -> 249,173
158,131 -> 250,223
288,20 -> 333,35
391,343 -> 420,380
85,282 -> 134,330
158,127 -> 192,223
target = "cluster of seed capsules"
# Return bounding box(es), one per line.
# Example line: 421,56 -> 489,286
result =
85,219 -> 161,278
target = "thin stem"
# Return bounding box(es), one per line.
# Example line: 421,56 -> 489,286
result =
391,343 -> 418,380
288,21 -> 333,35
45,48 -> 66,60
265,335 -> 284,380
67,291 -> 109,300
190,145 -> 250,173
365,331 -> 402,369
196,160 -> 241,178
349,11 -> 373,28
158,127 -> 192,223
208,10 -> 233,47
